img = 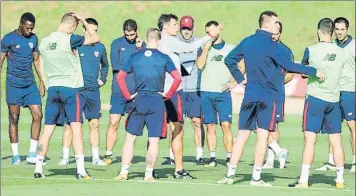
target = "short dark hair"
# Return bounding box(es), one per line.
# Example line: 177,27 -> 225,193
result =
83,18 -> 98,29
258,11 -> 278,28
205,21 -> 219,28
61,12 -> 79,25
146,28 -> 161,40
158,14 -> 178,31
318,18 -> 334,35
20,12 -> 36,24
334,17 -> 349,29
277,21 -> 282,33
123,19 -> 137,31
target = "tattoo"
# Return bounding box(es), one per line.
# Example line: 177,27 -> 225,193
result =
146,152 -> 154,166
37,144 -> 43,152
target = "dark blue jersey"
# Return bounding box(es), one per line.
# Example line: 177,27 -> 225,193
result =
121,48 -> 176,93
77,42 -> 109,90
225,29 -> 316,101
1,30 -> 39,87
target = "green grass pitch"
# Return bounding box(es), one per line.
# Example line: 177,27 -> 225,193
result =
1,1 -> 355,196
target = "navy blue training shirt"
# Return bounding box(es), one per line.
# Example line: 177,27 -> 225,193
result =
1,30 -> 39,87
277,41 -> 294,101
121,48 -> 176,93
225,29 -> 317,102
77,42 -> 109,91
110,36 -> 146,93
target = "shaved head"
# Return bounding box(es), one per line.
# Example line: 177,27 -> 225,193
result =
61,12 -> 79,26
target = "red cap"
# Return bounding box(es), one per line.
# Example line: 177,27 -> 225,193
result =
180,15 -> 194,30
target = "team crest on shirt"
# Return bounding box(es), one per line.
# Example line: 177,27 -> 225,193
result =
94,51 -> 99,57
145,50 -> 152,57
29,42 -> 34,49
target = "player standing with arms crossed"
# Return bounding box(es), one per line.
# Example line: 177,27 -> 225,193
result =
157,13 -> 222,179
58,18 -> 109,166
1,12 -> 45,165
34,12 -> 99,179
103,19 -> 144,164
289,18 -> 347,189
315,17 -> 355,173
217,11 -> 323,186
114,28 -> 182,181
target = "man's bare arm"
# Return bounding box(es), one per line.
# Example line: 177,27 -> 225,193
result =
0,52 -> 6,73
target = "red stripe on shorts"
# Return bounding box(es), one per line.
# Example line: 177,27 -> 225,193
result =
303,100 -> 310,132
269,101 -> 277,130
177,94 -> 183,122
161,110 -> 168,138
75,92 -> 80,122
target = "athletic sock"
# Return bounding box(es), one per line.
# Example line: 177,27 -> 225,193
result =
75,154 -> 87,176
11,143 -> 19,156
298,164 -> 310,184
29,139 -> 38,153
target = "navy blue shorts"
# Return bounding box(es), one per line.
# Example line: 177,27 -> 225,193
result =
165,90 -> 184,123
302,95 -> 341,134
45,86 -> 82,125
125,94 -> 167,138
238,100 -> 277,131
79,89 -> 101,120
110,93 -> 133,115
6,82 -> 41,107
183,91 -> 202,118
275,101 -> 285,123
340,91 -> 355,121
201,91 -> 232,124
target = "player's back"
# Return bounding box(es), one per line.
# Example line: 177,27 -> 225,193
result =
39,31 -> 83,89
306,42 -> 346,102
238,30 -> 280,101
130,48 -> 173,94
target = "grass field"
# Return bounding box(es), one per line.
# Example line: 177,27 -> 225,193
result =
1,1 -> 355,196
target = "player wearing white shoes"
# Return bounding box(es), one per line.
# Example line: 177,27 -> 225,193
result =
315,17 -> 356,173
57,18 -> 108,166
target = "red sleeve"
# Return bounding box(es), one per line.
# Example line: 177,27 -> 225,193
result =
117,71 -> 131,100
165,70 -> 182,99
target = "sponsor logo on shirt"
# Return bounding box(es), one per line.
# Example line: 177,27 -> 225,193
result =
15,45 -> 20,48
348,112 -> 353,116
94,51 -> 99,57
29,42 -> 33,49
80,53 -> 85,56
144,50 -> 152,57
121,48 -> 126,51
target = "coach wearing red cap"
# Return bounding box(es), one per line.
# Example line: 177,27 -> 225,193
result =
179,15 -> 206,166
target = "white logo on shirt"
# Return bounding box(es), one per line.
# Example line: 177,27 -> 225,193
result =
94,51 -> 99,57
348,112 -> 353,116
121,48 -> 126,51
80,53 -> 85,56
15,45 -> 20,48
277,114 -> 280,117
185,18 -> 189,23
29,42 -> 33,49
145,50 -> 152,57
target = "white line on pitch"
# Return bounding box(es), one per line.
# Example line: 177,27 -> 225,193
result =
2,175 -> 354,192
